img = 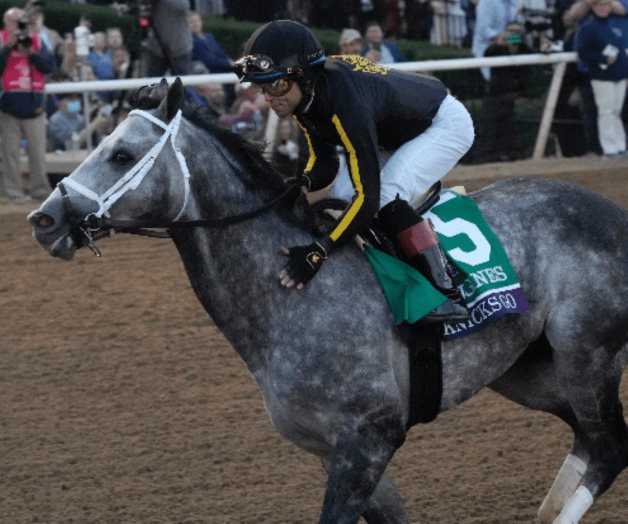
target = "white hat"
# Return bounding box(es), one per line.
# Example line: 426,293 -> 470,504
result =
339,28 -> 362,46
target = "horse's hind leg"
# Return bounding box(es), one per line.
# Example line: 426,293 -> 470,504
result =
489,333 -> 626,523
549,336 -> 627,524
489,334 -> 590,522
537,438 -> 589,523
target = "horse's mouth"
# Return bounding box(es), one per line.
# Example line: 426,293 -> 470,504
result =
28,208 -> 79,260
46,232 -> 78,260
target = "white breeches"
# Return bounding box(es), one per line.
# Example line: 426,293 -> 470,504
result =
330,94 -> 475,209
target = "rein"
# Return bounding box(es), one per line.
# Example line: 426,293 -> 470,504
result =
88,183 -> 295,233
57,108 -> 296,246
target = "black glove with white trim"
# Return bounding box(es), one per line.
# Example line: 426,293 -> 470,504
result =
280,240 -> 330,289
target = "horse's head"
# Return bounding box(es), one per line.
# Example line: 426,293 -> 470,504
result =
29,78 -> 191,260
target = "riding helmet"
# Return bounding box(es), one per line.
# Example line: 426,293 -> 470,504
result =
234,20 -> 326,83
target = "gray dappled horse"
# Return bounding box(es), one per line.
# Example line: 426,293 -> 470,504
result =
29,79 -> 628,523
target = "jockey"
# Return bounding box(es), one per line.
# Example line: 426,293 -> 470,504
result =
234,20 -> 474,322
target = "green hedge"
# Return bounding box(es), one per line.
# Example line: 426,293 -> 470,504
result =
0,0 -> 141,50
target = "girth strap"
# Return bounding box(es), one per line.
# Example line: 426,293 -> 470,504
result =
406,323 -> 443,428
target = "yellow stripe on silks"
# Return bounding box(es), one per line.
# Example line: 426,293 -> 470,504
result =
329,114 -> 365,242
294,116 -> 316,172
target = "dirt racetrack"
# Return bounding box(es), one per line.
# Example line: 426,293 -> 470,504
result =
1,156 -> 627,523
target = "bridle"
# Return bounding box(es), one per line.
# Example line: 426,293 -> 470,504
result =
56,108 -> 295,256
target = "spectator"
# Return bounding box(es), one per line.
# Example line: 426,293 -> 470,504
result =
564,0 -> 627,31
47,93 -> 85,151
405,0 -> 433,40
188,11 -> 233,72
361,21 -> 406,63
575,0 -> 628,157
88,31 -> 115,103
564,0 -> 627,155
551,0 -> 600,156
430,0 -> 467,46
73,15 -> 92,62
347,0 -> 385,30
141,0 -> 194,77
272,117 -> 301,177
60,34 -> 98,84
187,10 -> 235,107
89,32 -> 114,79
0,6 -> 55,204
383,0 -> 402,35
475,22 -> 532,162
106,26 -> 125,53
288,0 -> 312,23
221,83 -> 268,136
471,0 -> 518,80
338,27 -> 363,54
30,9 -> 62,63
47,93 -> 113,151
461,0 -> 477,48
309,0 -> 350,29
194,81 -> 228,119
111,46 -> 132,79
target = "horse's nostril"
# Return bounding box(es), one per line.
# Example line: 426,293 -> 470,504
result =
37,214 -> 54,228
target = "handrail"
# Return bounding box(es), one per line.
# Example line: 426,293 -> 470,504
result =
44,52 -> 578,94
44,52 -> 579,159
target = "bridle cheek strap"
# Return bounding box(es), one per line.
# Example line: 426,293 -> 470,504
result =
60,109 -> 191,221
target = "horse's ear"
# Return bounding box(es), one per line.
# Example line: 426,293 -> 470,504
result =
131,78 -> 169,110
165,77 -> 185,121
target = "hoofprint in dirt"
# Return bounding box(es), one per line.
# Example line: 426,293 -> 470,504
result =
1,161 -> 627,523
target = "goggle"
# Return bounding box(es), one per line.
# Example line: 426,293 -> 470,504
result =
234,54 -> 285,81
252,78 -> 294,97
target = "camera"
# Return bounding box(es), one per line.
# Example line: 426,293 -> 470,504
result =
16,21 -> 32,48
520,9 -> 553,33
13,0 -> 44,48
518,7 -> 561,52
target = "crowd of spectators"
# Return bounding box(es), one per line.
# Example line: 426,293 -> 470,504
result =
0,0 -> 627,204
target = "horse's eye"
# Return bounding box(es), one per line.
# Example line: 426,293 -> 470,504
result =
112,151 -> 133,165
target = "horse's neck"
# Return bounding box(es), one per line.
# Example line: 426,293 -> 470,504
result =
172,206 -> 302,371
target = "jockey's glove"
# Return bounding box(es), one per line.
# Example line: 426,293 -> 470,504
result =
282,240 -> 331,288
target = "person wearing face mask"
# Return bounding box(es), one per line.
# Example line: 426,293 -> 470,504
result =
47,93 -> 112,151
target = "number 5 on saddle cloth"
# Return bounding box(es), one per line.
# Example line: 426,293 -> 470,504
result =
367,188 -> 529,339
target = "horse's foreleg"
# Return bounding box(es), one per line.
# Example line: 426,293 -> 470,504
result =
362,472 -> 410,524
319,422 -> 406,524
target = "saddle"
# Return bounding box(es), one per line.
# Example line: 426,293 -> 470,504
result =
300,184 -> 445,429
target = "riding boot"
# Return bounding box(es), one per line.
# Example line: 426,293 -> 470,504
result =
378,198 -> 469,323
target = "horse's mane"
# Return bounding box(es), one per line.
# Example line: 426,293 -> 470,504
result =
182,104 -> 289,194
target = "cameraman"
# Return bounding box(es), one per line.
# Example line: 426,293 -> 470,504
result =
475,22 -> 532,162
139,0 -> 193,77
0,6 -> 55,204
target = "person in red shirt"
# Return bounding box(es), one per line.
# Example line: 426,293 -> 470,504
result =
0,6 -> 55,204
